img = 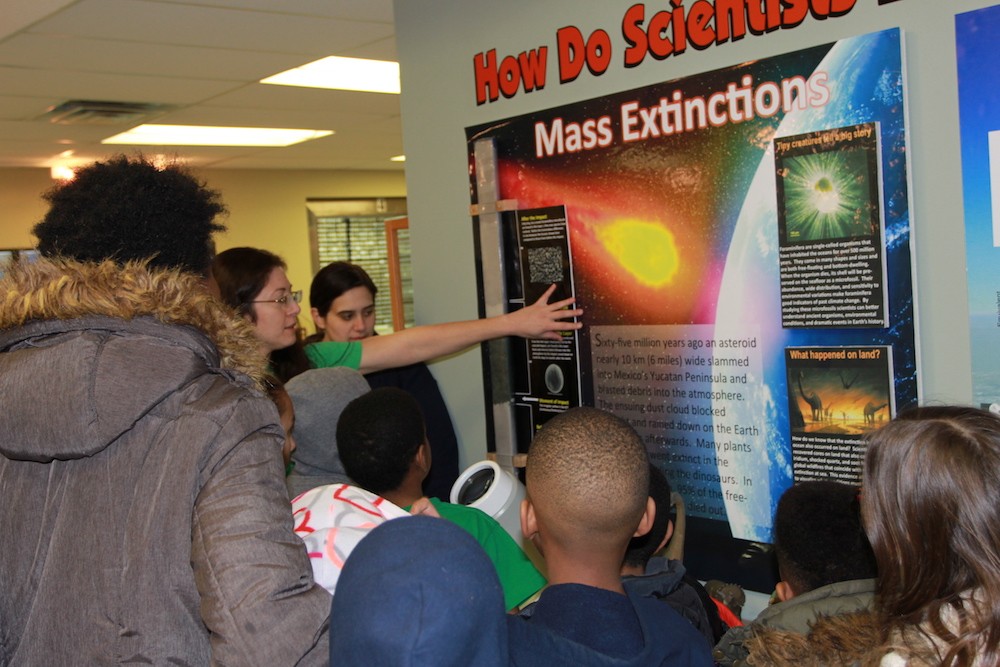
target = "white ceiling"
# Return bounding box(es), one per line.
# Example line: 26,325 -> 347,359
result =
0,0 -> 404,171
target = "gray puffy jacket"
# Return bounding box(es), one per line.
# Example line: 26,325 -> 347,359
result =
0,259 -> 330,666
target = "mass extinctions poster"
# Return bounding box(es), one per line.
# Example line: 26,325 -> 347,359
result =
467,28 -> 917,587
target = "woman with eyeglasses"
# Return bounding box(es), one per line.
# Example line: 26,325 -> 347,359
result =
210,247 -> 582,383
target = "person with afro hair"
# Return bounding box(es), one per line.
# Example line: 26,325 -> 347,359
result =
34,154 -> 226,273
0,155 -> 330,665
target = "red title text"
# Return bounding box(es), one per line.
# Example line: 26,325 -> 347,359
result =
473,0 -> 857,105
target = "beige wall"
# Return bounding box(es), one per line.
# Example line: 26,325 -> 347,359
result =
0,168 -> 54,249
0,166 -> 406,327
194,168 -> 406,311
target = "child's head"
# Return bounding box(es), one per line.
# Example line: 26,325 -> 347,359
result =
523,407 -> 651,562
623,464 -> 674,571
773,480 -> 876,601
330,515 -> 508,666
336,387 -> 428,495
862,406 -> 1000,661
264,374 -> 296,469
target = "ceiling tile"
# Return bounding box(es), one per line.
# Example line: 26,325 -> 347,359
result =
0,0 -> 404,170
0,34 -> 311,81
30,0 -> 393,55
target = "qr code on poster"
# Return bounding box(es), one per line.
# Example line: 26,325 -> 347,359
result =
527,247 -> 564,285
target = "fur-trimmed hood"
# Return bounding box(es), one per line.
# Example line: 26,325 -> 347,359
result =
0,257 -> 265,377
714,579 -> 877,667
0,257 -> 268,462
743,608 -> 879,666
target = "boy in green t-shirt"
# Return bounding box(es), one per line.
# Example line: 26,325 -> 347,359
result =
336,387 -> 546,611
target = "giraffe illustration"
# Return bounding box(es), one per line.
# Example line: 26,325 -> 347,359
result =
797,371 -> 823,422
864,401 -> 888,425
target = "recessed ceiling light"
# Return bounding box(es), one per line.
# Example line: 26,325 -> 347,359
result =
261,56 -> 400,94
102,124 -> 333,147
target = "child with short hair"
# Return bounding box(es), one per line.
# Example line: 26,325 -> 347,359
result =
336,387 -> 546,611
621,464 -> 724,646
713,480 -> 878,666
508,407 -> 712,666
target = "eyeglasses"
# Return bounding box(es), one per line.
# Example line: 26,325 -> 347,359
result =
252,290 -> 302,307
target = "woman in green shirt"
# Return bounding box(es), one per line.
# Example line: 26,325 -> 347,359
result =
211,247 -> 581,382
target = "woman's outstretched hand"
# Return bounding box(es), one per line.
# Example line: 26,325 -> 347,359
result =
357,284 -> 581,372
507,284 -> 583,340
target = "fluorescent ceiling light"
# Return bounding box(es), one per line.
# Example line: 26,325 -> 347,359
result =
103,124 -> 333,147
261,56 -> 400,94
390,155 -> 406,162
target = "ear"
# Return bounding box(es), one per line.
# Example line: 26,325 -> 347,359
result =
775,580 -> 795,603
310,307 -> 324,332
415,441 -> 432,472
520,498 -> 538,541
633,496 -> 656,538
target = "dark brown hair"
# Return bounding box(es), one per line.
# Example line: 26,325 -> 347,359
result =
862,405 -> 1000,666
212,247 -> 285,321
211,246 -> 311,382
310,261 -> 378,317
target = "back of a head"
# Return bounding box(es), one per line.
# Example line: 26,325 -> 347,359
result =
773,480 -> 876,595
624,464 -> 673,569
863,406 -> 1000,658
285,367 -> 370,477
33,154 -> 225,275
310,261 -> 378,316
336,387 -> 426,495
330,515 -> 508,667
526,407 -> 650,552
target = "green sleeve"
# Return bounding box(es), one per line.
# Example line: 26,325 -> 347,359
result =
478,514 -> 547,611
303,340 -> 362,370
